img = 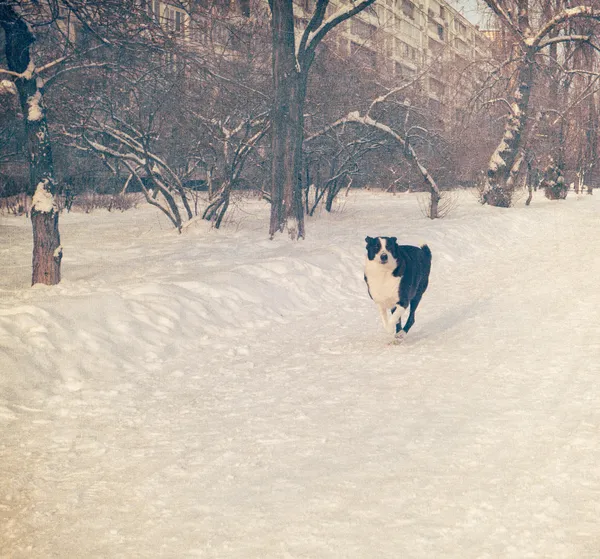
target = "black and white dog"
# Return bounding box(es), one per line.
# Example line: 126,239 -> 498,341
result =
364,236 -> 432,341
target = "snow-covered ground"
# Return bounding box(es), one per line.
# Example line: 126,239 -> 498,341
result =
1,190 -> 600,558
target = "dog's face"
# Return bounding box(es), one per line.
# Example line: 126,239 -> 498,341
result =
365,236 -> 397,267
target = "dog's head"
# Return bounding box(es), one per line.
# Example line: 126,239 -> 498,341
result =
365,236 -> 397,266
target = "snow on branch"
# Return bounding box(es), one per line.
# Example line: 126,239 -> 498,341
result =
42,62 -> 114,88
306,111 -> 440,196
536,34 -> 591,51
0,68 -> 21,79
82,135 -> 146,166
0,79 -> 17,95
533,6 -> 600,49
36,56 -> 69,75
366,67 -> 430,117
0,60 -> 35,80
481,97 -> 517,114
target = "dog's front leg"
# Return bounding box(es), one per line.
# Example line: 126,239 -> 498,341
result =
378,305 -> 392,333
389,304 -> 407,336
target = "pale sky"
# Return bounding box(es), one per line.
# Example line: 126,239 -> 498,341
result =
447,0 -> 495,27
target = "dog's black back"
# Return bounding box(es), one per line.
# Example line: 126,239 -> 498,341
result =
393,244 -> 431,309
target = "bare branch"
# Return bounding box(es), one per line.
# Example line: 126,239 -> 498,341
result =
536,34 -> 591,50
532,6 -> 600,49
481,0 -> 523,41
298,0 -> 329,57
43,62 -> 113,88
366,66 -> 430,117
306,110 -> 440,197
305,0 -> 377,58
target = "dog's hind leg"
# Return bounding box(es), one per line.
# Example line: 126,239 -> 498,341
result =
402,292 -> 423,334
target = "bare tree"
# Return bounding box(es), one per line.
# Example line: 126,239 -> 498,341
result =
304,134 -> 381,215
66,116 -> 193,230
268,0 -> 376,239
306,84 -> 443,218
198,114 -> 270,227
481,0 -> 600,206
0,0 -> 177,283
1,2 -> 63,285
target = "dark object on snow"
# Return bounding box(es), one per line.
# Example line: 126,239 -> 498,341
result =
542,159 -> 568,200
64,189 -> 75,212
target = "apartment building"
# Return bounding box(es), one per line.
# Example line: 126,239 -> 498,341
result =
334,0 -> 492,113
148,0 -> 492,115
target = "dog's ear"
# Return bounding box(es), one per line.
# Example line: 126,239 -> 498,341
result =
389,236 -> 397,245
365,236 -> 374,244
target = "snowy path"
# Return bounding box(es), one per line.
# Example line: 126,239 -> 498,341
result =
2,192 -> 600,558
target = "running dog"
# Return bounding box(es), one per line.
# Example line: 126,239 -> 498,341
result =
364,236 -> 432,340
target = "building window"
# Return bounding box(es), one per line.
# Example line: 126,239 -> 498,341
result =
455,37 -> 469,55
213,23 -> 230,46
385,36 -> 395,57
376,4 -> 388,23
189,22 -> 208,45
429,76 -> 444,97
396,62 -> 415,80
402,20 -> 419,39
351,18 -> 376,40
402,0 -> 415,20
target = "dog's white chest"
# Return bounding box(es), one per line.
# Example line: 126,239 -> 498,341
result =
365,258 -> 401,308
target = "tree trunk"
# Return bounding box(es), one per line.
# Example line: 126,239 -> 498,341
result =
269,0 -> 305,240
525,157 -> 533,206
324,178 -> 338,213
202,180 -> 232,229
1,5 -> 62,285
484,55 -> 535,207
429,189 -> 440,219
31,199 -> 61,285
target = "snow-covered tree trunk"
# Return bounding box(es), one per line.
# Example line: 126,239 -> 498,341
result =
484,55 -> 534,207
1,5 -> 62,285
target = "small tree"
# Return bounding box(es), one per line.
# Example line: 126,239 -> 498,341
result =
541,156 -> 568,200
198,114 -> 270,228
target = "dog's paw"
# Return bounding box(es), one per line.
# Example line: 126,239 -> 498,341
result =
392,330 -> 406,344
